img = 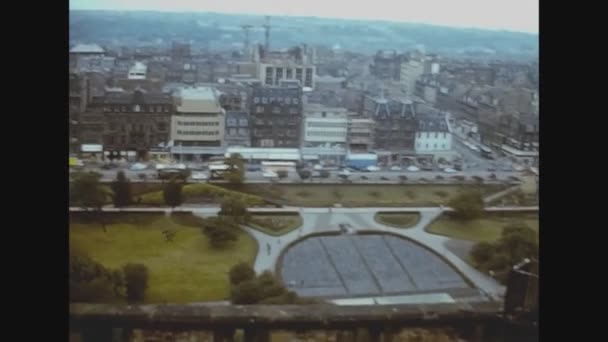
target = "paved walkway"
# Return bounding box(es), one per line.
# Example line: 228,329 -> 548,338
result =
70,205 -> 537,299
190,207 -> 510,299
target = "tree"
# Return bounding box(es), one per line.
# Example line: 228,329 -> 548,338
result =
111,171 -> 132,208
202,217 -> 239,248
298,169 -> 311,181
69,251 -> 124,302
123,263 -> 149,303
230,279 -> 262,304
448,191 -> 484,220
277,170 -> 288,180
320,170 -> 330,178
470,223 -> 538,284
163,178 -> 183,209
218,198 -> 250,223
229,262 -> 256,286
224,153 -> 245,185
70,172 -> 112,231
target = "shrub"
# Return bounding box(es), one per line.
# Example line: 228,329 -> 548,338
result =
332,189 -> 344,200
202,217 -> 239,249
368,190 -> 381,198
277,170 -> 288,179
123,263 -> 149,303
434,191 -> 449,198
229,262 -> 256,286
295,190 -> 311,197
448,190 -> 484,220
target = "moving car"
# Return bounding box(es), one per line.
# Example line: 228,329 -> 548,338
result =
443,168 -> 457,173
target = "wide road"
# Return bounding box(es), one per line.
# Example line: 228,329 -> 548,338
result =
78,166 -> 523,184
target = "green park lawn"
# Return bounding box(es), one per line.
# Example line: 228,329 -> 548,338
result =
248,214 -> 303,236
374,212 -> 421,228
426,212 -> 539,243
239,184 -> 506,207
69,213 -> 258,303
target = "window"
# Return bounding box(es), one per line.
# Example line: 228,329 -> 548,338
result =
435,132 -> 438,138
425,144 -> 429,149
293,98 -> 299,104
285,97 -> 291,104
157,122 -> 167,131
262,97 -> 268,104
254,97 -> 260,104
256,106 -> 264,113
434,144 -> 437,149
442,144 -> 446,149
134,105 -> 140,112
239,118 -> 248,126
157,106 -> 162,112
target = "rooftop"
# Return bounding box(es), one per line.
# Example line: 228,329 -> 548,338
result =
70,44 -> 105,54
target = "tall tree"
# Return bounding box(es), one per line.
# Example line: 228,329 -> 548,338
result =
69,250 -> 124,302
122,263 -> 149,303
70,172 -> 112,231
448,190 -> 484,220
223,153 -> 245,185
163,178 -> 183,209
111,171 -> 131,208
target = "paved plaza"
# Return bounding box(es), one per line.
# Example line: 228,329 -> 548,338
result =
280,234 -> 471,298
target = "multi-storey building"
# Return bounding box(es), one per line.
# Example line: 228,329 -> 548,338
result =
370,50 -> 402,81
170,87 -> 226,159
414,114 -> 453,158
362,95 -> 417,152
258,61 -> 315,89
347,117 -> 375,152
84,88 -> 174,160
249,86 -> 303,148
225,111 -> 251,148
301,104 -> 349,163
400,56 -> 425,96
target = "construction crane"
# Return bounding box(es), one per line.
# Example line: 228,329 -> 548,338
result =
263,16 -> 271,53
240,24 -> 253,54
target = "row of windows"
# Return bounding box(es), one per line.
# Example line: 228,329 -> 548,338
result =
177,130 -> 219,135
254,106 -> 300,114
307,131 -> 347,137
104,105 -> 170,113
417,132 -> 449,139
253,97 -> 300,105
307,122 -> 347,128
417,143 -> 447,149
177,121 -> 220,126
108,122 -> 167,132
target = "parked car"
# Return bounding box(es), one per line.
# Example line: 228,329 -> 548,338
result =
389,165 -> 402,171
406,165 -> 420,172
130,163 -> 148,171
191,172 -> 209,181
443,168 -> 457,173
246,164 -> 261,172
421,166 -> 434,171
366,165 -> 381,172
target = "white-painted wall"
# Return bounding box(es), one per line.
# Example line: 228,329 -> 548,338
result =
415,131 -> 453,154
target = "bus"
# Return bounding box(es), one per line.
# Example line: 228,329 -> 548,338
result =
479,146 -> 494,159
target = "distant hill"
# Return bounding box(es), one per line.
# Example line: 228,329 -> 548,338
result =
70,10 -> 538,60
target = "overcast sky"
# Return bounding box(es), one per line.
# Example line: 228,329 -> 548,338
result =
70,0 -> 538,34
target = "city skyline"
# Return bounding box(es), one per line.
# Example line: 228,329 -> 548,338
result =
70,0 -> 539,34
